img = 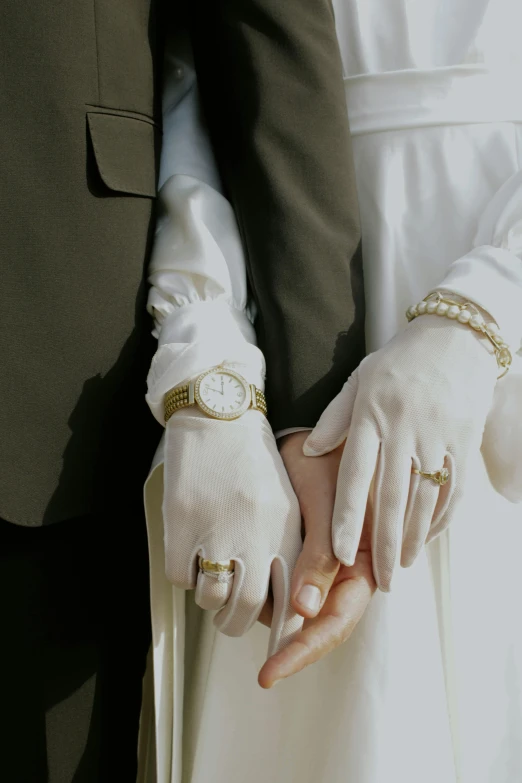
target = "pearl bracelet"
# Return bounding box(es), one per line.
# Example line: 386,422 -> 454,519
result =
406,291 -> 512,378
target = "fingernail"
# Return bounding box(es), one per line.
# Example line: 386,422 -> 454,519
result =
296,584 -> 321,613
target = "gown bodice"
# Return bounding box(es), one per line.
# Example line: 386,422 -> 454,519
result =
333,0 -> 522,77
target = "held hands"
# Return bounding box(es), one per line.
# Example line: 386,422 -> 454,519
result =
260,310 -> 503,684
162,303 -> 503,682
162,407 -> 303,656
304,314 -> 500,591
163,409 -> 375,683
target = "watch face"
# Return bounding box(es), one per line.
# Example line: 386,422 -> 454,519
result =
195,369 -> 250,420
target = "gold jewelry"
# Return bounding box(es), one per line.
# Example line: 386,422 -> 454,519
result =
198,557 -> 235,574
406,292 -> 512,378
412,467 -> 450,486
164,365 -> 267,423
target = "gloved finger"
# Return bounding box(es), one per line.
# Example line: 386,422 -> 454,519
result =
332,417 -> 380,567
291,521 -> 339,620
401,448 -> 447,568
162,452 -> 199,590
267,556 -> 305,658
164,540 -> 198,590
195,560 -> 234,611
303,367 -> 360,456
426,451 -> 460,543
372,445 -> 413,591
213,558 -> 269,638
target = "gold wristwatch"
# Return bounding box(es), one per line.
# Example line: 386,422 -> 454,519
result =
164,366 -> 267,423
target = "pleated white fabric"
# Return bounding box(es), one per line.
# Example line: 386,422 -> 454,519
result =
141,2 -> 522,781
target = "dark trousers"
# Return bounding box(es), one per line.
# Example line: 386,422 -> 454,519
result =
0,511 -> 151,783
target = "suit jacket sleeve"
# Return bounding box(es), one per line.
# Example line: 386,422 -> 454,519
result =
188,0 -> 366,430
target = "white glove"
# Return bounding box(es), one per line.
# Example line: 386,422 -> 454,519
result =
162,407 -> 304,656
304,315 -> 499,591
481,352 -> 522,503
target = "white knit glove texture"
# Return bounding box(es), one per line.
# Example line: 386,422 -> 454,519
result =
304,316 -> 499,591
481,352 -> 522,503
163,407 -> 304,656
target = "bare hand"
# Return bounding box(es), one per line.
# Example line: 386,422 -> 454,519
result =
258,431 -> 376,688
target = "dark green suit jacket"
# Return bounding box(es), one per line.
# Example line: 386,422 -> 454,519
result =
0,0 -> 364,526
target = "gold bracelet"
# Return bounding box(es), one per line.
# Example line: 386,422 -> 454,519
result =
406,292 -> 512,378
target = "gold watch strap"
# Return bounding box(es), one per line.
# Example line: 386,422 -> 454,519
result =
250,385 -> 268,417
164,383 -> 193,423
164,381 -> 267,423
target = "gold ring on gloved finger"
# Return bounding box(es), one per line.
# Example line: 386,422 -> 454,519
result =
198,557 -> 235,581
196,558 -> 235,611
411,467 -> 450,486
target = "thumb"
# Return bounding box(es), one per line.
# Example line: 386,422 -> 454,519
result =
291,526 -> 339,619
303,367 -> 360,456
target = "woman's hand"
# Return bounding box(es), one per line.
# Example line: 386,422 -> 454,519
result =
304,313 -> 499,591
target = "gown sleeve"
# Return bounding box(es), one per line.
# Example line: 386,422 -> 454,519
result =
437,170 -> 522,351
145,30 -> 264,425
436,170 -> 522,501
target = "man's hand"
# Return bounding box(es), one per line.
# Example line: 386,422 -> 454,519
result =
258,432 -> 376,688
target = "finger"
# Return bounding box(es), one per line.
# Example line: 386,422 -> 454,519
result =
401,449 -> 447,568
303,368 -> 360,456
332,417 -> 380,567
213,558 -> 269,638
163,539 -> 198,590
426,451 -> 460,543
291,527 -> 339,620
267,557 -> 304,658
291,449 -> 340,619
258,595 -> 274,629
372,445 -> 413,591
195,565 -> 234,611
258,562 -> 375,688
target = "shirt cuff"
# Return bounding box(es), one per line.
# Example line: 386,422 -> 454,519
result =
156,298 -> 255,348
275,427 -> 313,440
146,301 -> 265,425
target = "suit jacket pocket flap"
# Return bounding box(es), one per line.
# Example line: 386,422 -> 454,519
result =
87,110 -> 158,197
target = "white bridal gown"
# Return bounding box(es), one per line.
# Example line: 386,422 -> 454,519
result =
141,3 -> 522,782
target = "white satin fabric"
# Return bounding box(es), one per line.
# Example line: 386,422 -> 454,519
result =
141,5 -> 522,783
145,31 -> 264,425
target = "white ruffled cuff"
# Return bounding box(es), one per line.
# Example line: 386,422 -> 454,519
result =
146,300 -> 265,425
157,299 -> 255,348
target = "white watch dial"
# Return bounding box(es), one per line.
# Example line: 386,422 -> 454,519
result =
195,369 -> 250,419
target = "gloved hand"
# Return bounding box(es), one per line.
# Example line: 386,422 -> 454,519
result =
304,314 -> 499,591
162,407 -> 303,656
482,351 -> 522,503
